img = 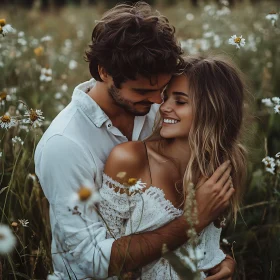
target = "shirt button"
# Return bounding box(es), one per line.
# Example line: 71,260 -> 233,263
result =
108,124 -> 111,127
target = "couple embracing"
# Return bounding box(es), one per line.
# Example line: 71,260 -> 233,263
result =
35,2 -> 246,279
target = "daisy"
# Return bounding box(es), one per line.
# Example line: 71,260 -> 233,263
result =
228,35 -> 246,49
70,180 -> 101,208
68,60 -> 78,70
18,219 -> 29,227
266,12 -> 278,26
0,91 -> 12,102
34,46 -> 44,57
274,105 -> 280,114
0,114 -> 17,129
0,224 -> 16,254
261,98 -> 274,107
12,136 -> 24,146
41,35 -> 52,42
0,19 -> 15,37
272,97 -> 280,104
128,178 -> 146,196
262,156 -> 276,174
40,68 -> 52,82
23,108 -> 45,128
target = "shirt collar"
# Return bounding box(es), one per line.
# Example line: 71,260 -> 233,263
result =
71,79 -> 109,127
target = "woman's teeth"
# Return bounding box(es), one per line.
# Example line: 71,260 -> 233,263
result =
163,119 -> 179,124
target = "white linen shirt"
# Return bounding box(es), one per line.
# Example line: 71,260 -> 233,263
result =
34,79 -> 158,280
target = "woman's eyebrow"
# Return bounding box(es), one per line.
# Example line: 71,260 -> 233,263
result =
172,91 -> 189,97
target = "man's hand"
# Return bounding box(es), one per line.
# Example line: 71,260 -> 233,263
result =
194,160 -> 234,232
205,255 -> 236,280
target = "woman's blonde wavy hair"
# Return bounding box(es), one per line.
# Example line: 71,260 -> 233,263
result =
149,54 -> 248,224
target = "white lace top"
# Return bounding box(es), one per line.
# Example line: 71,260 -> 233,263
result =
99,173 -> 226,280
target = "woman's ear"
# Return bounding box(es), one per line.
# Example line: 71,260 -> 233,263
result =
98,65 -> 109,82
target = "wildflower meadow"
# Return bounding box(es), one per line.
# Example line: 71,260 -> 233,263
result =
0,0 -> 280,279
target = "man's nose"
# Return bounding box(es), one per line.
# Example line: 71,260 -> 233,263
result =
148,92 -> 162,104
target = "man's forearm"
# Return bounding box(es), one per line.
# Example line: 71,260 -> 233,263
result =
108,215 -> 203,276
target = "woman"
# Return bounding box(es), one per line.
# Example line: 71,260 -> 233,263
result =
98,55 -> 247,279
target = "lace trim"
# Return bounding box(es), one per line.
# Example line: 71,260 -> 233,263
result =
103,173 -> 183,216
144,187 -> 183,217
103,173 -> 130,192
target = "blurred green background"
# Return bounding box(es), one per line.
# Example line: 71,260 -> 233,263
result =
1,0 -> 280,279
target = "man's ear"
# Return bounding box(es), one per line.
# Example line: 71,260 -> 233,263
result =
98,65 -> 110,82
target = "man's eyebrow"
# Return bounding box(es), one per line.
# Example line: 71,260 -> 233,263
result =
132,81 -> 171,93
172,91 -> 189,97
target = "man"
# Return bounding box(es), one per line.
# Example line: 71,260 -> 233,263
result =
35,2 -> 235,279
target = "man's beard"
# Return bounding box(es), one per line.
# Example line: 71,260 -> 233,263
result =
108,84 -> 152,116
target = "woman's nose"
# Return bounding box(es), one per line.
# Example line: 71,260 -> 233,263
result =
160,100 -> 173,113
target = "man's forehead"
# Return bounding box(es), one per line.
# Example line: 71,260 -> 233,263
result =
126,74 -> 172,88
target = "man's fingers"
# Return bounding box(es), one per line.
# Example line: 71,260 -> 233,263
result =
209,161 -> 231,184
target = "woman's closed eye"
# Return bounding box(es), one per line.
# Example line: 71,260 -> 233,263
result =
175,100 -> 187,105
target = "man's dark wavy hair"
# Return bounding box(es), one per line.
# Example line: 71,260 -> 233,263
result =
85,1 -> 184,88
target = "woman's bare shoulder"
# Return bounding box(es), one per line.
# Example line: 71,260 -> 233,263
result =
104,141 -> 147,182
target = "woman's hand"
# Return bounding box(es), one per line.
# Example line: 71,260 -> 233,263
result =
205,255 -> 236,280
194,161 -> 235,232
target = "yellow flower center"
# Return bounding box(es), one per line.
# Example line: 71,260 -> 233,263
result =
234,37 -> 241,44
0,19 -> 6,27
29,109 -> 38,122
0,91 -> 7,100
34,46 -> 44,57
128,178 -> 137,186
11,222 -> 18,227
78,187 -> 92,201
1,115 -> 11,123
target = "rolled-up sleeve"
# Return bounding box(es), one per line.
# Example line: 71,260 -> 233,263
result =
35,135 -> 114,279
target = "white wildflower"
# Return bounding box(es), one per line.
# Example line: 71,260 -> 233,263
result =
228,35 -> 246,49
261,98 -> 274,107
222,238 -> 230,245
27,174 -> 37,182
41,35 -> 52,42
70,180 -> 101,208
0,114 -> 17,129
266,12 -> 278,26
272,97 -> 280,104
18,219 -> 29,227
23,108 -> 45,128
55,92 -> 62,99
276,152 -> 280,158
128,179 -> 146,196
61,84 -> 68,92
0,19 -> 16,36
262,156 -> 276,174
275,105 -> 280,114
0,224 -> 16,254
68,60 -> 78,70
40,68 -> 52,82
12,136 -> 24,146
188,247 -> 204,261
186,13 -> 194,21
